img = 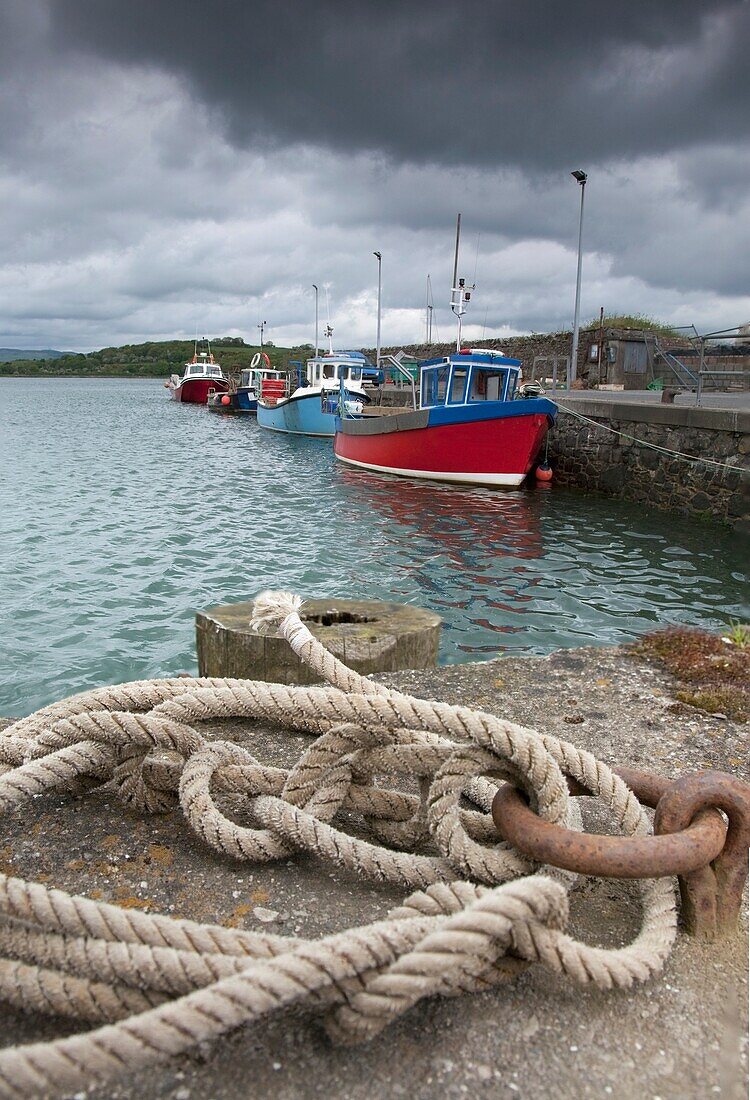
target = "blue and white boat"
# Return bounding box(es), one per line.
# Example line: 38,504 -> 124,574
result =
236,360 -> 286,413
257,352 -> 370,437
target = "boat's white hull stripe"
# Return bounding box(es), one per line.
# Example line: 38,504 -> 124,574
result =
335,453 -> 525,486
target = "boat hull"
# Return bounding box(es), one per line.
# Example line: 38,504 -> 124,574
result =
257,391 -> 342,436
171,378 -> 229,404
334,400 -> 555,487
236,389 -> 259,413
207,389 -> 257,414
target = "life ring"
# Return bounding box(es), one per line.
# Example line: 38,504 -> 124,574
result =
250,352 -> 261,368
261,351 -> 271,368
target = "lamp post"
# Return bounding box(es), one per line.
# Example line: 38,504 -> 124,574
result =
373,251 -> 382,371
258,319 -> 267,351
312,284 -> 319,358
569,170 -> 587,389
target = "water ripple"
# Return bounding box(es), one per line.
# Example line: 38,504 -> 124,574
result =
1,377 -> 748,716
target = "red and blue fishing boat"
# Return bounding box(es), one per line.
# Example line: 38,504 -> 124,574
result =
334,348 -> 555,486
334,213 -> 555,487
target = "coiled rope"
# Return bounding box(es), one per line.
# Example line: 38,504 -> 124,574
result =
0,591 -> 677,1099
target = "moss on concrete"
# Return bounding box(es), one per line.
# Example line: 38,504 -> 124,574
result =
632,626 -> 749,721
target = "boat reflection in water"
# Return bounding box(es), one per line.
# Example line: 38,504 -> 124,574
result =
335,464 -> 546,657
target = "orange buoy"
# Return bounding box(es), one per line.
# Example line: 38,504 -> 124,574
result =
221,394 -> 231,406
536,463 -> 553,482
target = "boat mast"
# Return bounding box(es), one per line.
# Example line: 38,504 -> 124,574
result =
449,213 -> 475,352
324,286 -> 334,354
312,284 -> 319,359
426,274 -> 434,345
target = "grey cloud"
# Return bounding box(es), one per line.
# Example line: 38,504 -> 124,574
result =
1,1 -> 749,351
49,0 -> 750,169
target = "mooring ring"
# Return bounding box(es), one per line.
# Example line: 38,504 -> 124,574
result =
491,779 -> 727,879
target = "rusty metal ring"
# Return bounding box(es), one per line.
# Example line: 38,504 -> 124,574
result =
654,769 -> 750,938
492,781 -> 727,880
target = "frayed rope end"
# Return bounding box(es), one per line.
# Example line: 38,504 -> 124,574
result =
250,590 -> 304,634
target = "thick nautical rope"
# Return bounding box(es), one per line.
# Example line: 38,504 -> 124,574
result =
0,590 -> 677,1099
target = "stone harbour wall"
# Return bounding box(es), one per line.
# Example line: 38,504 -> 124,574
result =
372,330 -> 581,380
548,399 -> 750,532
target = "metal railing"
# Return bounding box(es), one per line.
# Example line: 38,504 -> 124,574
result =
379,354 -> 418,409
644,334 -> 699,391
695,326 -> 750,405
531,355 -> 570,391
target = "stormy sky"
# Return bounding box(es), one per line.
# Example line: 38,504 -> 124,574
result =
1,0 -> 749,351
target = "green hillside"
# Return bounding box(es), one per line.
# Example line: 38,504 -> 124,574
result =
0,338 -> 313,378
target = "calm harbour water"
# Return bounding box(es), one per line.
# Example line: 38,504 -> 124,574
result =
1,377 -> 748,717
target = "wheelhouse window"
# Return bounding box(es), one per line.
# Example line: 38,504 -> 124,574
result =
322,364 -> 336,380
421,365 -> 450,407
468,367 -> 506,402
448,368 -> 469,404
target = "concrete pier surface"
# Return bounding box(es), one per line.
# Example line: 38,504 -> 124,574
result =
553,389 -> 750,411
370,384 -> 750,413
1,645 -> 747,1100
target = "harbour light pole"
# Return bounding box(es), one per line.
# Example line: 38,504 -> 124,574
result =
258,319 -> 267,351
569,170 -> 587,389
373,251 -> 382,371
312,284 -> 319,358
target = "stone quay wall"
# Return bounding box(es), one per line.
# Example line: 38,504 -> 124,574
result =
371,331 -> 580,380
368,327 -> 749,390
548,399 -> 750,532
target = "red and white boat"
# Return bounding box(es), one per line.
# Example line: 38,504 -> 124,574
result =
165,340 -> 229,404
334,348 -> 556,486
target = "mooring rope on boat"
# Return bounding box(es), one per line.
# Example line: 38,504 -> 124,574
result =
0,591 -> 677,1099
551,399 -> 746,473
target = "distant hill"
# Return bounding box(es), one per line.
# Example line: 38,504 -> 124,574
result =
0,338 -> 313,377
0,348 -> 64,362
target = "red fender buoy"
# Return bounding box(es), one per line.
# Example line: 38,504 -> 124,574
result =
536,463 -> 553,482
221,394 -> 231,406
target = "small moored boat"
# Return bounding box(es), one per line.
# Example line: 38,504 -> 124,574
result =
334,348 -> 556,486
257,351 -> 370,437
165,340 -> 229,404
208,353 -> 285,414
334,215 -> 555,486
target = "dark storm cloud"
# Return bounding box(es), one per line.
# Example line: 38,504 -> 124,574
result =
51,0 -> 750,169
1,1 -> 748,349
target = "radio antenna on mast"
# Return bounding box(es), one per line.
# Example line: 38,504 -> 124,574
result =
323,286 -> 334,353
425,274 -> 434,345
450,213 -> 475,352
